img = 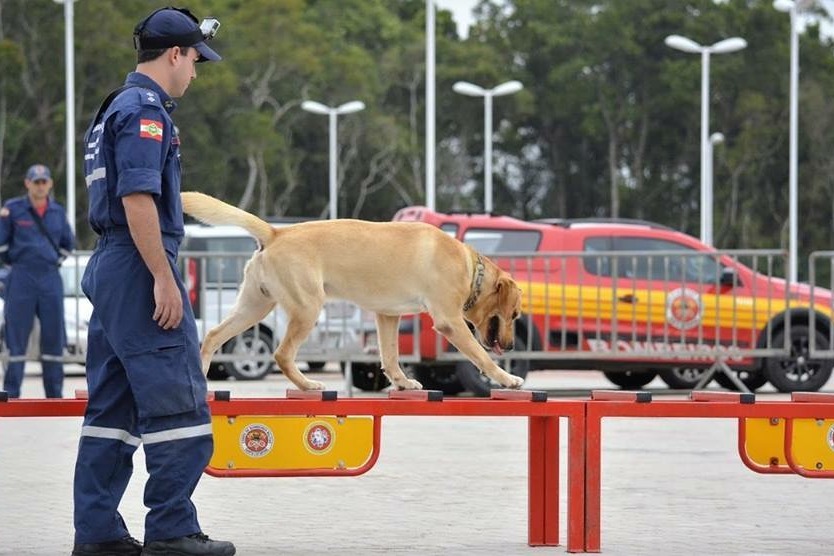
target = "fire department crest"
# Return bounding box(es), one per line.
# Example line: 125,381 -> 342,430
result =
240,423 -> 274,458
665,287 -> 702,330
303,421 -> 334,455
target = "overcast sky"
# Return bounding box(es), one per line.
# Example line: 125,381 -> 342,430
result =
437,1 -> 834,40
436,0 -> 480,38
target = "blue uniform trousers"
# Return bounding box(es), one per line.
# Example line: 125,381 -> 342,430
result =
2,265 -> 65,398
73,231 -> 212,544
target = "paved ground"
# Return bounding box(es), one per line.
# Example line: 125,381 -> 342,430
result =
1,366 -> 832,555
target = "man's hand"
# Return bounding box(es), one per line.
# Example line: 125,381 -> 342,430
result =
123,193 -> 183,330
153,272 -> 183,329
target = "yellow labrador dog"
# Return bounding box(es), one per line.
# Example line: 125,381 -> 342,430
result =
181,192 -> 525,391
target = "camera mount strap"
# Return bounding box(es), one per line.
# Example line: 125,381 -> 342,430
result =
28,206 -> 68,266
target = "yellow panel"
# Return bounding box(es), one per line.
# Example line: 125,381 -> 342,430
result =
744,418 -> 786,467
209,415 -> 374,471
789,419 -> 834,471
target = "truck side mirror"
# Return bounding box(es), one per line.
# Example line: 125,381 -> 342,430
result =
719,266 -> 738,287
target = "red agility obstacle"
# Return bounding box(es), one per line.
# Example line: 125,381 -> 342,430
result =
0,388 -> 585,551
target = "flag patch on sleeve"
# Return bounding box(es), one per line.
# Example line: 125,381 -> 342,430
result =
139,119 -> 164,141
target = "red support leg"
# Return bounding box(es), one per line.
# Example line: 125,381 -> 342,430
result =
544,416 -> 560,545
567,409 -> 588,553
584,411 -> 602,552
528,416 -> 546,545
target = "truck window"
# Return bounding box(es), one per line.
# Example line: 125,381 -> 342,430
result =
203,237 -> 257,284
584,236 -> 719,282
462,229 -> 540,254
440,223 -> 458,238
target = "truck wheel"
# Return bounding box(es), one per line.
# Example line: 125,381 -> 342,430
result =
454,321 -> 539,397
351,362 -> 391,392
455,357 -> 530,397
658,367 -> 711,390
411,365 -> 465,395
221,328 -> 275,381
603,370 -> 657,389
713,369 -> 768,391
764,325 -> 833,392
206,364 -> 230,381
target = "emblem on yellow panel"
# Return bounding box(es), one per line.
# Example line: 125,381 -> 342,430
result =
240,423 -> 274,458
304,421 -> 335,455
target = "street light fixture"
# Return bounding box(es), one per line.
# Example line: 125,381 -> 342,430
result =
452,79 -> 523,213
53,0 -> 78,234
665,34 -> 747,245
774,0 -> 808,284
301,100 -> 366,220
706,132 -> 725,246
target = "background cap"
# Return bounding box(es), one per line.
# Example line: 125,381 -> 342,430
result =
25,164 -> 51,181
141,8 -> 221,62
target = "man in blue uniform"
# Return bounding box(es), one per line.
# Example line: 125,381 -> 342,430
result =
72,7 -> 235,556
0,163 -> 74,398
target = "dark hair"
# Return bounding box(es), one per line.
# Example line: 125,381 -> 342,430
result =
137,45 -> 191,64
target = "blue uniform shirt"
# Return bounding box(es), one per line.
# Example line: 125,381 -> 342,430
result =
0,196 -> 74,269
83,72 -> 185,243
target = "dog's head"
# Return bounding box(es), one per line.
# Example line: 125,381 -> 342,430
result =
468,270 -> 522,355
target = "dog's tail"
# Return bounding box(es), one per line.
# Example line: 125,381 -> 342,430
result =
181,191 -> 276,247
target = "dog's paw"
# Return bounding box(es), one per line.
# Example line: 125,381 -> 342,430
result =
393,377 -> 423,390
302,379 -> 327,390
501,374 -> 525,389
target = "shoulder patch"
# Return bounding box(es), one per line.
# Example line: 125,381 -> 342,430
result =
140,119 -> 164,142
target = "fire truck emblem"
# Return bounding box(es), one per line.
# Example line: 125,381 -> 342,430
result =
240,423 -> 274,458
665,288 -> 702,330
827,423 -> 834,452
304,421 -> 334,455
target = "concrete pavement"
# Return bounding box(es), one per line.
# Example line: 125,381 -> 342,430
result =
0,368 -> 831,555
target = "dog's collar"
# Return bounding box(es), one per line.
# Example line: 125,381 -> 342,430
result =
463,252 -> 484,312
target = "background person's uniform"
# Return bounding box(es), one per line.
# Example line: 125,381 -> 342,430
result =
0,187 -> 74,398
74,71 -> 213,545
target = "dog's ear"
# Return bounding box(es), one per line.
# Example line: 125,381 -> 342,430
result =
495,275 -> 515,307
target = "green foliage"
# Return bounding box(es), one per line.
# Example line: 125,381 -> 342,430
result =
2,0 -> 834,283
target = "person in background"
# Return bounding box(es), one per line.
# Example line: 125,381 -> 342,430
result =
71,6 -> 235,556
0,163 -> 74,399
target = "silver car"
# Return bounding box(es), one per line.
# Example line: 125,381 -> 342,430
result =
181,223 -> 367,380
0,254 -> 92,365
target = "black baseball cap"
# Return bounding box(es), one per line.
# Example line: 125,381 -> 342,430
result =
134,7 -> 221,62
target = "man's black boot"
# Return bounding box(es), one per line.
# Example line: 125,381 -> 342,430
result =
141,533 -> 236,556
72,535 -> 143,555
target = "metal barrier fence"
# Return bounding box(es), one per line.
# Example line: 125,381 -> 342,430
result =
808,251 -> 834,358
435,249 -> 791,362
1,248 -> 814,377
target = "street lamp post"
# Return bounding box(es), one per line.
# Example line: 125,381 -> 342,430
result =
706,132 -> 725,246
53,0 -> 77,234
452,80 -> 523,214
774,0 -> 806,283
426,0 -> 436,211
665,34 -> 746,245
301,100 -> 366,220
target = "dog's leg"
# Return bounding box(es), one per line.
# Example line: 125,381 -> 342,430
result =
375,313 -> 422,390
200,286 -> 275,375
432,315 -> 524,389
273,304 -> 326,391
